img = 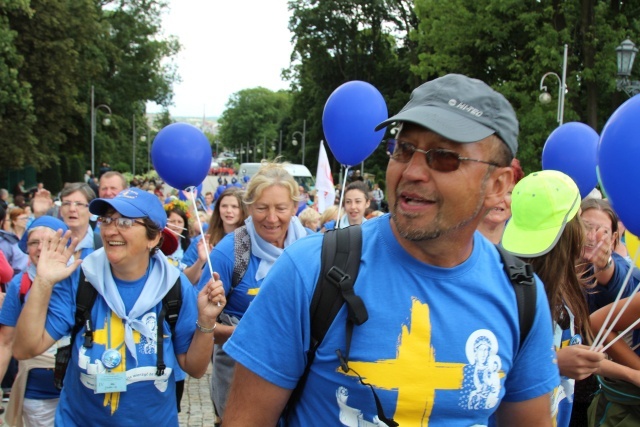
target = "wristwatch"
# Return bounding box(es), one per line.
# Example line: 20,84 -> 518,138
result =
196,320 -> 216,334
599,256 -> 613,272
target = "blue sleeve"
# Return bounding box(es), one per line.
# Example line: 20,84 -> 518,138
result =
499,274 -> 559,402
587,253 -> 638,313
0,275 -> 24,327
224,238 -> 320,389
172,274 -> 199,355
182,235 -> 202,267
197,232 -> 234,293
8,245 -> 28,275
44,272 -> 79,341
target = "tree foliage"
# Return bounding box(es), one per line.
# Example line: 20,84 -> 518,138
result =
0,0 -> 180,176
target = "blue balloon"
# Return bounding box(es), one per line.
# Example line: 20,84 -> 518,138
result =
598,95 -> 640,235
152,123 -> 212,190
322,81 -> 388,166
541,122 -> 599,199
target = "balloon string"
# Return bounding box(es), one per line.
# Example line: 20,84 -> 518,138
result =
336,166 -> 349,229
591,246 -> 640,352
186,187 -> 217,301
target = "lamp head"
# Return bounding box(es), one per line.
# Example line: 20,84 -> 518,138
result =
102,117 -> 111,126
616,39 -> 638,77
292,139 -> 299,146
539,91 -> 552,104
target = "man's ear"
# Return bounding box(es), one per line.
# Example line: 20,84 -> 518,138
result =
484,167 -> 514,210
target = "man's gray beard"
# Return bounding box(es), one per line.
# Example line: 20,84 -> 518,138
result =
391,172 -> 490,242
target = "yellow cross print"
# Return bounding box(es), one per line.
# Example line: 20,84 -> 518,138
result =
93,311 -> 141,415
344,298 -> 465,425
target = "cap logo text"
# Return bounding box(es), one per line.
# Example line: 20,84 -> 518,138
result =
449,99 -> 483,117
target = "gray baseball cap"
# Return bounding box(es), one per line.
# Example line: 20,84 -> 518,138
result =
375,74 -> 519,156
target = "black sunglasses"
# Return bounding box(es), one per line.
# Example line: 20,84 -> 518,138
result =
390,140 -> 500,172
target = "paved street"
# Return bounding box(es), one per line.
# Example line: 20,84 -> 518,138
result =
179,363 -> 217,427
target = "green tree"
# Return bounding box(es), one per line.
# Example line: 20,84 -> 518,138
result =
411,0 -> 639,172
217,87 -> 292,162
285,0 -> 417,174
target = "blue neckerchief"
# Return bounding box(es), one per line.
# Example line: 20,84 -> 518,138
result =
81,249 -> 179,365
244,216 -> 306,281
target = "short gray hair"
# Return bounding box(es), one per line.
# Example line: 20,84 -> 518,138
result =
60,182 -> 96,202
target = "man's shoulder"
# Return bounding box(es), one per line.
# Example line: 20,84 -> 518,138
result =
0,230 -> 18,244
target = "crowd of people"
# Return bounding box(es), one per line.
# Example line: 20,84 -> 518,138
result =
0,72 -> 638,427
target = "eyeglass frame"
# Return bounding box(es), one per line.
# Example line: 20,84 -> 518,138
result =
60,201 -> 90,209
97,216 -> 146,230
388,139 -> 501,172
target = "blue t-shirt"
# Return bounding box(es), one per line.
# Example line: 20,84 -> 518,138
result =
182,234 -> 202,268
586,252 -> 639,313
225,216 -> 559,426
0,273 -> 60,400
197,232 -> 262,319
44,260 -> 199,426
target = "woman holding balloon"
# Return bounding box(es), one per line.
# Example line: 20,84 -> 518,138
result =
197,162 -> 307,421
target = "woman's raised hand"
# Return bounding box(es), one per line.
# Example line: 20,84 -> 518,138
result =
36,229 -> 82,287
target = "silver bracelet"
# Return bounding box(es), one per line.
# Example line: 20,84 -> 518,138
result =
196,320 -> 216,334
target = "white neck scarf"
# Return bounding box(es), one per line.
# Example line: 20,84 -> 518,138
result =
81,249 -> 180,365
337,214 -> 367,229
244,216 -> 307,281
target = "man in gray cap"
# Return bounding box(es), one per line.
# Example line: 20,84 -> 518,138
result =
222,74 -> 558,426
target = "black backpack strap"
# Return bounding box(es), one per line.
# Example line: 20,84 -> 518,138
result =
495,244 -> 536,348
232,226 -> 251,291
156,276 -> 182,376
284,226 -> 368,421
54,269 -> 98,390
75,269 -> 99,349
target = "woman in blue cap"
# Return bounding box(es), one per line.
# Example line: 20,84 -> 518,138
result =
502,170 -> 640,427
0,216 -> 68,426
12,188 -> 226,426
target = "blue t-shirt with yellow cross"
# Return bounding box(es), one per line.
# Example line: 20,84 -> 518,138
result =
45,259 -> 198,426
225,215 -> 559,426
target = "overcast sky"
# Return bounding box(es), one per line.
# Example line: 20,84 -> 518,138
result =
147,0 -> 294,118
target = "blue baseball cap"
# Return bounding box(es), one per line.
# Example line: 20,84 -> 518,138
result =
89,188 -> 167,229
19,216 -> 68,253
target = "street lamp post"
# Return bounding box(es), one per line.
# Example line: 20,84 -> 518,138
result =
132,115 -> 136,176
539,44 -> 568,125
616,39 -> 640,97
291,119 -> 306,165
90,85 -> 112,176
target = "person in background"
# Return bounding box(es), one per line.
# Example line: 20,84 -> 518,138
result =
164,200 -> 191,272
0,206 -> 28,278
318,205 -> 339,233
13,188 -> 226,425
198,163 -> 307,423
58,183 -> 97,260
324,180 -> 371,230
0,217 -> 69,427
502,170 -> 640,427
98,171 -> 127,200
477,158 -> 524,244
223,74 -> 557,426
0,189 -> 9,212
298,207 -> 321,233
7,208 -> 28,240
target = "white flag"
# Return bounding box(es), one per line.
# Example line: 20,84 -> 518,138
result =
315,141 -> 336,213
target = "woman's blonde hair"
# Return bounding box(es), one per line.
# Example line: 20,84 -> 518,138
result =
298,207 -> 320,229
243,161 -> 301,206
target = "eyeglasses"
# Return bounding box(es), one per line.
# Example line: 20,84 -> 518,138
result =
60,201 -> 89,209
98,216 -> 146,230
583,221 -> 611,236
390,140 -> 501,172
16,216 -> 29,221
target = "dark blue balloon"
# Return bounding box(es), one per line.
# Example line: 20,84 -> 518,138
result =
541,122 -> 599,199
598,95 -> 640,235
152,123 -> 212,190
322,81 -> 388,166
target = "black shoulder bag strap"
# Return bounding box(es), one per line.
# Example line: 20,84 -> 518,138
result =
283,226 -> 370,423
156,276 -> 182,376
495,244 -> 536,348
